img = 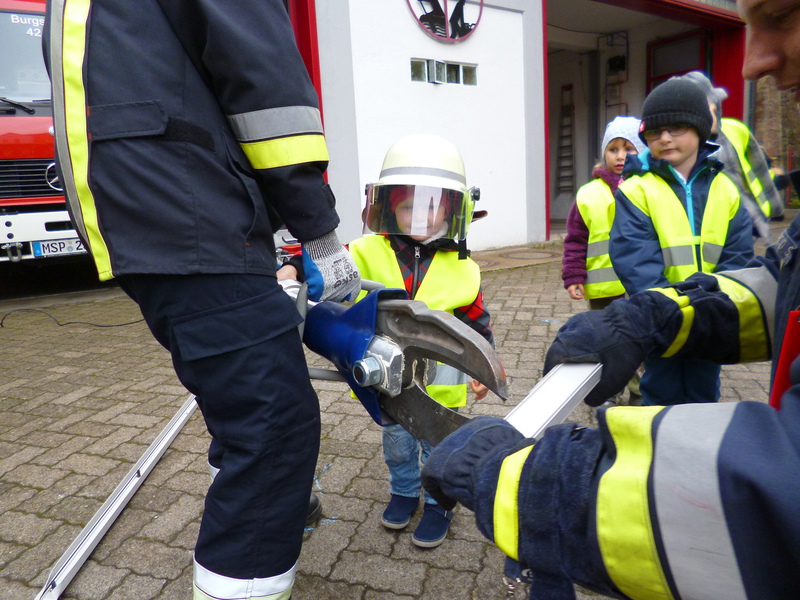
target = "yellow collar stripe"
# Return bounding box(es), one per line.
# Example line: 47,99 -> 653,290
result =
240,133 -> 329,170
62,0 -> 113,280
597,406 -> 673,600
493,444 -> 535,561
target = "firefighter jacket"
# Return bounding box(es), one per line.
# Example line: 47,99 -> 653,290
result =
463,213 -> 800,599
349,234 -> 484,408
45,0 -> 338,281
611,145 -> 754,295
719,117 -> 784,222
575,178 -> 626,299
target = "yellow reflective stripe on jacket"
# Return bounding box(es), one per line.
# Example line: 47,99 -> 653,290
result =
241,134 -> 329,171
648,288 -> 694,358
714,271 -> 772,361
576,179 -> 626,299
51,0 -> 114,280
348,235 -> 480,407
620,172 -> 740,282
597,406 -> 673,600
493,444 -> 535,561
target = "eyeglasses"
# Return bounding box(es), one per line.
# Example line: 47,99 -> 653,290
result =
642,124 -> 690,141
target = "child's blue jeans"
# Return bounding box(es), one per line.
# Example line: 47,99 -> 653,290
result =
383,423 -> 438,505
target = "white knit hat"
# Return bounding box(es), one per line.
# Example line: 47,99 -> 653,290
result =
601,115 -> 647,156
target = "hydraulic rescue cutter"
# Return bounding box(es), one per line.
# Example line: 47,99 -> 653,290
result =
280,279 -> 601,445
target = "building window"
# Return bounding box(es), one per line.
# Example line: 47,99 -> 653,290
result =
446,63 -> 461,84
411,59 -> 477,86
462,64 -> 477,86
411,59 -> 428,82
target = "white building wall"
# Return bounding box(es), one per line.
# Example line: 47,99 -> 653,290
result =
316,0 -> 541,250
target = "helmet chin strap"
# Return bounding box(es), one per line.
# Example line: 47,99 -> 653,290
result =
419,222 -> 449,245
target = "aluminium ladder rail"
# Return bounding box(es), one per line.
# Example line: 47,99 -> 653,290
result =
34,394 -> 199,600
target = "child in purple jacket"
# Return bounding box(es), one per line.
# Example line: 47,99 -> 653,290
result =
561,116 -> 646,402
562,116 -> 646,309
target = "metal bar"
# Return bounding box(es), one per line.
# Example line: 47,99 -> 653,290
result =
35,394 -> 198,600
504,363 -> 602,439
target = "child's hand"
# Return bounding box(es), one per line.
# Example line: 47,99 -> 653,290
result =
470,380 -> 489,400
277,264 -> 299,281
567,284 -> 584,300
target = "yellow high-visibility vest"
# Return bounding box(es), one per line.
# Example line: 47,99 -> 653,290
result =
619,171 -> 741,283
349,235 -> 482,407
576,178 -> 626,299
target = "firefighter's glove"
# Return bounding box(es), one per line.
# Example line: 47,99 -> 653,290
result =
544,291 -> 680,406
302,231 -> 361,302
421,416 -> 524,511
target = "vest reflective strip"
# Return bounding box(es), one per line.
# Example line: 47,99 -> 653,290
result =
702,242 -> 723,265
193,558 -> 294,600
585,267 -> 620,285
240,134 -> 329,171
597,406 -> 673,600
429,363 -> 468,386
661,245 -> 695,268
227,106 -> 324,142
49,0 -> 114,280
648,288 -> 694,358
715,270 -> 774,361
586,239 -> 609,258
493,445 -> 535,561
652,404 -> 746,600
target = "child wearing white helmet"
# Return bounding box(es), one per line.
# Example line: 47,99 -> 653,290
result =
356,134 -> 494,548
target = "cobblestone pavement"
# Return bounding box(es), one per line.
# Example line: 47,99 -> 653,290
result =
1,213 -> 790,600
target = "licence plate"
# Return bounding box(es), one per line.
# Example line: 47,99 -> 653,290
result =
32,238 -> 86,257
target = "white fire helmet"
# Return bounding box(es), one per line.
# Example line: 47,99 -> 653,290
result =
363,134 -> 478,243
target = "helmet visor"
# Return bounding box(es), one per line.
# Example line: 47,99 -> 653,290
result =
363,184 -> 469,240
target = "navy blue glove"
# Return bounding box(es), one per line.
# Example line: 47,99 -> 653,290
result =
421,416 -> 525,511
545,291 -> 681,406
301,230 -> 360,302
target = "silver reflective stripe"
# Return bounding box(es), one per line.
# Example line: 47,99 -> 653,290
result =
585,267 -> 618,284
379,166 -> 466,185
716,266 -> 777,339
586,239 -> 609,258
703,242 -> 723,265
661,245 -> 694,268
227,106 -> 323,142
430,363 -> 468,386
47,0 -> 88,242
194,558 -> 295,599
653,404 -> 747,600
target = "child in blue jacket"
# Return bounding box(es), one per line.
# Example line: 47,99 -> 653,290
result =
610,77 -> 754,405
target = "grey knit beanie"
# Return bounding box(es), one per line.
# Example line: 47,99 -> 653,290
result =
639,78 -> 713,143
601,116 -> 647,155
675,71 -> 728,117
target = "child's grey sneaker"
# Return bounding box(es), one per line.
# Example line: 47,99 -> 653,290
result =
381,494 -> 419,529
412,503 -> 453,548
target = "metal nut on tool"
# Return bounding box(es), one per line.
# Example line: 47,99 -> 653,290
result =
352,356 -> 385,387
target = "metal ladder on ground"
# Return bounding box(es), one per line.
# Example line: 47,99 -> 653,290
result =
556,84 -> 576,194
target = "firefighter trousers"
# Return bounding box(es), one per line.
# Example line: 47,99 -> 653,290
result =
119,273 -> 320,588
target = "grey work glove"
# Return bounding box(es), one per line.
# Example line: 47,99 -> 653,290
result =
301,230 -> 361,302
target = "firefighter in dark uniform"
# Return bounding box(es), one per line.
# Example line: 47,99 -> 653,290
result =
44,1 -> 360,598
421,1 -> 800,597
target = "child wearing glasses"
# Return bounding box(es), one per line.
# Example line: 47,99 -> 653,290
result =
609,77 -> 754,406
